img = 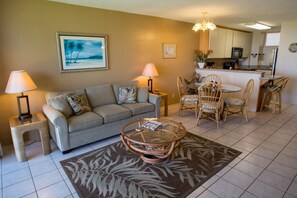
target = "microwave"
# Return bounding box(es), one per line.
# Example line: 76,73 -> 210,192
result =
231,47 -> 243,59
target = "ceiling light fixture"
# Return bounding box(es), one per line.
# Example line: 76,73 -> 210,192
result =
245,22 -> 271,30
192,12 -> 216,32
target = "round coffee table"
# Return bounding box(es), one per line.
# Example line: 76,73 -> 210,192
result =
121,118 -> 187,164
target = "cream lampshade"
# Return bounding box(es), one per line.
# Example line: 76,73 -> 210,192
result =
142,63 -> 159,93
5,70 -> 37,121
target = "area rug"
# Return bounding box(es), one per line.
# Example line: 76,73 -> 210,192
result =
60,133 -> 241,198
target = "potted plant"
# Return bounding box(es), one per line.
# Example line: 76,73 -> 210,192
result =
196,49 -> 213,68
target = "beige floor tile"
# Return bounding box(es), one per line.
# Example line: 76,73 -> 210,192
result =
187,186 -> 205,198
3,179 -> 35,198
275,154 -> 297,169
234,160 -> 264,178
215,136 -> 238,147
244,153 -> 272,168
287,181 -> 297,197
2,167 -> 31,188
208,178 -> 244,198
258,170 -> 292,191
240,191 -> 258,198
198,190 -> 220,198
267,161 -> 297,180
33,169 -> 63,190
252,146 -> 278,160
282,147 -> 297,159
248,180 -> 284,198
242,136 -> 264,146
202,175 -> 220,188
233,140 -> 258,152
260,141 -> 285,153
223,168 -> 255,189
37,181 -> 71,198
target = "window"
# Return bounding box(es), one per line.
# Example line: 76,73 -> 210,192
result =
265,32 -> 280,46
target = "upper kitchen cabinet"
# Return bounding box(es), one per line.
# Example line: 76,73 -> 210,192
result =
232,30 -> 252,57
208,28 -> 233,58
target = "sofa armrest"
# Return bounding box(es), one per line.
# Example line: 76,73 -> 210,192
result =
42,104 -> 70,151
148,93 -> 162,118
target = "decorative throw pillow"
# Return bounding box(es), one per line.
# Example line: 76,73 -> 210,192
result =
137,86 -> 149,103
48,95 -> 73,118
118,85 -> 137,104
66,93 -> 91,115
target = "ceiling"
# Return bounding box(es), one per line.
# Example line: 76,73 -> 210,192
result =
50,0 -> 297,32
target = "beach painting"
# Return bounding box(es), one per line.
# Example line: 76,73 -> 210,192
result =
57,33 -> 108,72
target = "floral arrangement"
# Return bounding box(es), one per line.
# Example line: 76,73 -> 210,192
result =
196,49 -> 213,63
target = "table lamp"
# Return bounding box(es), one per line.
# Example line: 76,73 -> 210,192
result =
142,63 -> 159,93
5,70 -> 37,121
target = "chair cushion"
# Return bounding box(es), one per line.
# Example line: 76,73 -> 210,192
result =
182,95 -> 199,103
118,85 -> 137,104
201,102 -> 217,110
85,84 -> 116,108
67,93 -> 91,115
224,98 -> 244,106
68,112 -> 104,133
122,103 -> 154,115
48,94 -> 73,118
137,86 -> 149,103
93,104 -> 131,123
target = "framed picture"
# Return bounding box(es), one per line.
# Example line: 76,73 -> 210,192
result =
56,32 -> 108,72
163,43 -> 176,59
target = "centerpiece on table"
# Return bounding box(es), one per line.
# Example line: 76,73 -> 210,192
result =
196,49 -> 213,68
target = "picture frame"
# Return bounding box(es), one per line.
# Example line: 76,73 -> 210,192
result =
162,43 -> 176,59
56,32 -> 108,72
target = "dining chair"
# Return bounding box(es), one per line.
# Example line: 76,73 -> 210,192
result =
260,77 -> 289,114
197,82 -> 223,128
177,76 -> 199,117
204,74 -> 222,85
224,79 -> 254,123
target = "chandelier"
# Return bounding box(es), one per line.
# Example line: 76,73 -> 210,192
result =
192,12 -> 216,32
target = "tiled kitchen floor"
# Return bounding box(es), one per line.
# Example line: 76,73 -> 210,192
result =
1,104 -> 297,198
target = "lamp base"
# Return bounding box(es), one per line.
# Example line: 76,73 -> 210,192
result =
19,113 -> 32,122
148,78 -> 153,93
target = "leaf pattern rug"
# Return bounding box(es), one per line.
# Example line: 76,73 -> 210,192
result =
60,132 -> 241,198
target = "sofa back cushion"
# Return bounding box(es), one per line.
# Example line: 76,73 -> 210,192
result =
46,89 -> 86,118
86,84 -> 116,108
112,81 -> 139,104
137,86 -> 149,103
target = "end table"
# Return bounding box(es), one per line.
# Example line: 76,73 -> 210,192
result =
158,92 -> 168,116
9,112 -> 51,162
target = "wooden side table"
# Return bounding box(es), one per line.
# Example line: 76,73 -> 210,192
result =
9,112 -> 51,162
158,92 -> 168,116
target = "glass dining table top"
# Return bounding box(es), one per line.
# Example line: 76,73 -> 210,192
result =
187,83 -> 242,93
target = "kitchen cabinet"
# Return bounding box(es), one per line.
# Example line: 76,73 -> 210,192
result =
232,30 -> 252,57
208,27 -> 251,58
209,28 -> 233,58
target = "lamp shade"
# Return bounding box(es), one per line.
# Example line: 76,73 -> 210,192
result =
142,63 -> 159,77
5,70 -> 37,94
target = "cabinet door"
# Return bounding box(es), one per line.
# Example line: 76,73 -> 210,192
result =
224,29 -> 233,58
233,31 -> 252,57
209,28 -> 226,58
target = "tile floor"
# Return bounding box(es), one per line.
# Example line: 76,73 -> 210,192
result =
1,104 -> 297,198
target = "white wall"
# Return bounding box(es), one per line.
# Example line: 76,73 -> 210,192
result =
277,21 -> 297,104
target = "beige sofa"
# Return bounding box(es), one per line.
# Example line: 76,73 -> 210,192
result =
42,81 -> 161,153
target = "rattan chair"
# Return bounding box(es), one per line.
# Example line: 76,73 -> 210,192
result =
224,79 -> 254,123
260,77 -> 289,114
197,82 -> 223,128
177,76 -> 199,117
204,74 -> 222,85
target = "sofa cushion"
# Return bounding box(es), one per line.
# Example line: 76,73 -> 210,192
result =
67,93 -> 91,115
93,104 -> 131,123
137,86 -> 149,103
86,84 -> 116,108
113,81 -> 138,104
48,95 -> 73,118
68,112 -> 104,133
45,89 -> 86,104
122,103 -> 154,116
118,85 -> 137,104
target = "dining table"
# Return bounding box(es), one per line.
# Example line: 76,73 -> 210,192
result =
187,83 -> 242,94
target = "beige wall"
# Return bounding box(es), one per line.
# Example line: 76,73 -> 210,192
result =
277,21 -> 297,104
0,0 -> 199,145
